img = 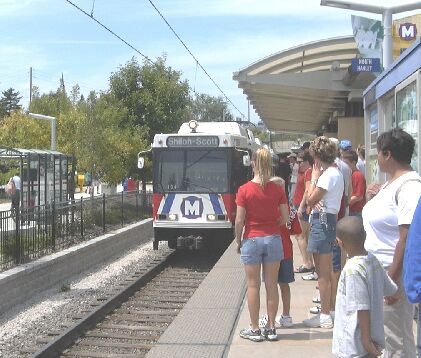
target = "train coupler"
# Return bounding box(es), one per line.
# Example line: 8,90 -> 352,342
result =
176,235 -> 204,250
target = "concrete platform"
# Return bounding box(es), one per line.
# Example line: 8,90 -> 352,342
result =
227,237 -> 335,358
147,237 -> 418,357
147,238 -> 335,358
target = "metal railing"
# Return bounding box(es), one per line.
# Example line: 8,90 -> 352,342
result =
0,191 -> 152,271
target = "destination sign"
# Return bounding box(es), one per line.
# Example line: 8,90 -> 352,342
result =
166,136 -> 219,147
351,58 -> 381,73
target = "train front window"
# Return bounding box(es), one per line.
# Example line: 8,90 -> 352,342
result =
156,149 -> 228,193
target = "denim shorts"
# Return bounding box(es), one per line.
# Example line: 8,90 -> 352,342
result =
294,205 -> 309,222
307,213 -> 337,254
278,258 -> 295,284
240,235 -> 283,265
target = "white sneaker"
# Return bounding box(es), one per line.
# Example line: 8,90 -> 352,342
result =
303,313 -> 333,328
312,295 -> 321,303
309,305 -> 321,314
275,315 -> 293,328
302,272 -> 318,281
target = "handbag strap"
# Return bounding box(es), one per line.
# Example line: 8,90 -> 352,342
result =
395,178 -> 421,205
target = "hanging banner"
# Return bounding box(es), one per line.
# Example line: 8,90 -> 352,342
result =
351,15 -> 384,61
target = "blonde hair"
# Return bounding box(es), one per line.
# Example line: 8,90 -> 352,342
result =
252,148 -> 272,188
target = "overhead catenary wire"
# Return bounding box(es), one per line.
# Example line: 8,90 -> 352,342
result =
145,0 -> 246,120
63,0 -> 246,120
64,0 -> 154,65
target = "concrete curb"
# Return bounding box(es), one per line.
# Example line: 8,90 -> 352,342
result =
0,218 -> 152,315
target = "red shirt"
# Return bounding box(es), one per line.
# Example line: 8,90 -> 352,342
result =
280,225 -> 293,260
349,170 -> 366,213
236,181 -> 287,239
292,168 -> 311,206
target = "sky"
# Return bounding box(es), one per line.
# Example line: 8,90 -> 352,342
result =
0,0 -> 420,124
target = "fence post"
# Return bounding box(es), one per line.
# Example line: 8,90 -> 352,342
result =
136,187 -> 139,219
52,200 -> 56,250
121,191 -> 124,227
80,197 -> 84,240
102,193 -> 106,233
14,208 -> 21,264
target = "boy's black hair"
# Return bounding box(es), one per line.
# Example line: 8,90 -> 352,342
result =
336,216 -> 366,247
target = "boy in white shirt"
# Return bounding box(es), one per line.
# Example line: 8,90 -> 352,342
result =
333,217 -> 397,358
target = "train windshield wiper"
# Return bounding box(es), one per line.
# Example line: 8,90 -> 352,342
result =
183,178 -> 216,194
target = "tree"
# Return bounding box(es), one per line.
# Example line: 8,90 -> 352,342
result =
108,56 -> 190,143
0,88 -> 22,118
29,80 -> 72,117
0,110 -> 51,149
190,93 -> 234,122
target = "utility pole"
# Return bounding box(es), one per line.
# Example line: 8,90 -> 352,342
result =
29,67 -> 32,106
61,72 -> 65,93
248,99 -> 250,123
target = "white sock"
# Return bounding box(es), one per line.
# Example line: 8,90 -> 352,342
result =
320,313 -> 331,320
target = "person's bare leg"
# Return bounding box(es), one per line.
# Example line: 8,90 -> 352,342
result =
295,234 -> 311,268
314,253 -> 332,315
263,261 -> 280,328
279,283 -> 291,316
244,264 -> 262,330
330,270 -> 340,312
299,220 -> 313,268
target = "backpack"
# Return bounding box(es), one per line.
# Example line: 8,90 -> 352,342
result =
403,195 -> 421,303
5,178 -> 16,196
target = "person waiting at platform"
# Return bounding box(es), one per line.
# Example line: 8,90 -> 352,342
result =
259,176 -> 296,330
235,148 -> 289,342
303,137 -> 344,329
333,216 -> 397,358
362,128 -> 421,357
341,150 -> 366,217
293,152 -> 315,274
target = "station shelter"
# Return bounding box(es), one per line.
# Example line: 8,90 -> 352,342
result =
0,148 -> 75,208
234,36 -> 375,148
363,38 -> 421,184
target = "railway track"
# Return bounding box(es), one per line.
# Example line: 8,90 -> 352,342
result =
27,244 -> 226,358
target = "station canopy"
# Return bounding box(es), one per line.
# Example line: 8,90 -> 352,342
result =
233,36 -> 376,134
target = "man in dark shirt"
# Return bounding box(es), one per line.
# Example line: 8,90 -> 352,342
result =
275,153 -> 292,199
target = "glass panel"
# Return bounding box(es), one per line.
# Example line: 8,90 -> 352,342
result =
155,149 -> 228,193
370,107 -> 378,150
396,81 -> 418,171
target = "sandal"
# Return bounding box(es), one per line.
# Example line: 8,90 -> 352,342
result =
294,265 -> 314,273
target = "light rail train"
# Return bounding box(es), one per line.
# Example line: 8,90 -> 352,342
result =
138,120 -> 262,249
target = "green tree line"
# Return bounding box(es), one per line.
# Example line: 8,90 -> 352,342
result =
0,56 -> 256,185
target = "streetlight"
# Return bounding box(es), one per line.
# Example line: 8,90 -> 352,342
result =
320,0 -> 421,69
27,112 -> 57,151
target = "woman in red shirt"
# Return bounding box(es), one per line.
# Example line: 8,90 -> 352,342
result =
235,148 -> 289,342
292,152 -> 314,273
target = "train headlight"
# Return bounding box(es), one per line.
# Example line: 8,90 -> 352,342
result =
188,120 -> 199,132
168,214 -> 178,221
207,214 -> 217,221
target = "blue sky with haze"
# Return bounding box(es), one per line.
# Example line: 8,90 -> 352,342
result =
0,0 -> 419,123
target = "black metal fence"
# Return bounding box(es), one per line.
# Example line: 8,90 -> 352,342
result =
0,191 -> 152,271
